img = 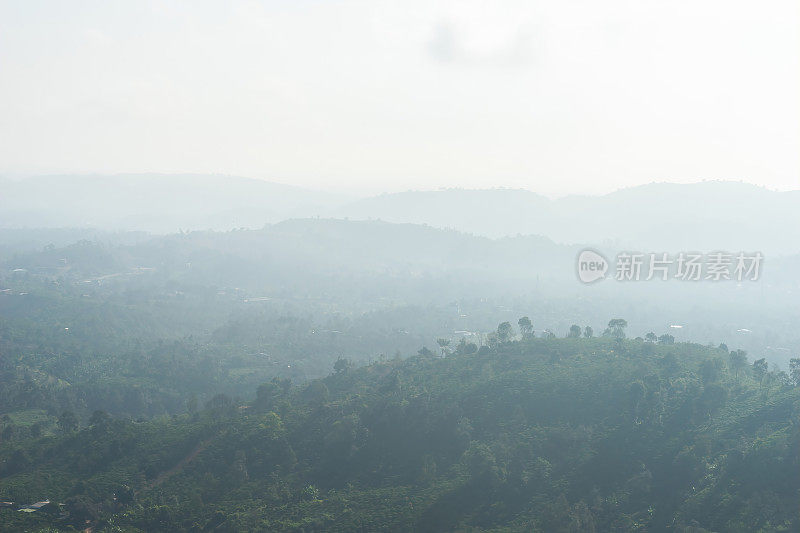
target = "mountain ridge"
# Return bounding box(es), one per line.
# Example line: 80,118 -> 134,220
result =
3,175 -> 799,253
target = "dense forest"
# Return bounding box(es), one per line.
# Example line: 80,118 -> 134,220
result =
2,222 -> 799,424
2,333 -> 798,531
1,223 -> 799,531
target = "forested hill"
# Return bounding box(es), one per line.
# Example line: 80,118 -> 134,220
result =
2,336 -> 798,532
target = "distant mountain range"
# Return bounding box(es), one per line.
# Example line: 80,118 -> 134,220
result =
2,174 -> 798,254
337,182 -> 800,254
0,174 -> 350,232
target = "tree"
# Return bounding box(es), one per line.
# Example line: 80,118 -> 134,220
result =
627,381 -> 646,413
486,332 -> 499,349
762,370 -> 777,392
89,410 -> 111,426
699,383 -> 728,416
436,338 -> 451,357
64,495 -> 100,528
300,484 -> 320,501
333,356 -> 353,374
728,350 -> 748,381
607,319 -> 628,339
658,334 -> 674,345
497,322 -> 514,343
2,424 -> 18,442
456,337 -> 467,354
304,381 -> 330,404
752,358 -> 768,386
456,338 -> 478,355
116,485 -> 135,505
789,358 -> 800,386
89,410 -> 111,434
568,325 -> 582,338
255,380 -> 282,411
206,394 -> 236,419
645,332 -> 657,343
700,358 -> 724,384
464,442 -> 501,486
518,317 -> 533,339
58,410 -> 79,433
583,326 -> 593,338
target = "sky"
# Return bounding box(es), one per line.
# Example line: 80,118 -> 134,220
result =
0,0 -> 798,196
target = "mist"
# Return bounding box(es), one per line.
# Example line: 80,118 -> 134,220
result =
1,2 -> 798,532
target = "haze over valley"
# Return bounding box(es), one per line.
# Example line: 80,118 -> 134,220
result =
1,1 -> 798,531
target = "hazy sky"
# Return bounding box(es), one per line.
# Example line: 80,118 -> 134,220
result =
1,0 -> 798,195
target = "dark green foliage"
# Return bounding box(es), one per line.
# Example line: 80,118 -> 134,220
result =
57,410 -> 79,434
789,358 -> 800,386
1,337 -> 797,532
607,318 -> 628,339
659,333 -> 675,345
729,349 -> 749,380
518,316 -> 533,339
497,321 -> 515,343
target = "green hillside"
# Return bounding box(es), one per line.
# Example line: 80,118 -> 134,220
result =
2,336 -> 798,532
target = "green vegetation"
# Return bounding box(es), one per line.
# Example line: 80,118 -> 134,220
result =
2,225 -> 800,531
2,335 -> 798,532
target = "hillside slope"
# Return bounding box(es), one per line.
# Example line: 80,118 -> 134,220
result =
2,337 -> 798,532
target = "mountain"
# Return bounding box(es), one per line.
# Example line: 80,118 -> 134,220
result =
3,176 -> 799,254
0,174 -> 352,233
336,181 -> 800,255
335,188 -> 552,236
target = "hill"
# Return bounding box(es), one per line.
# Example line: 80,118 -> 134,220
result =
2,218 -> 799,427
1,336 -> 798,531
